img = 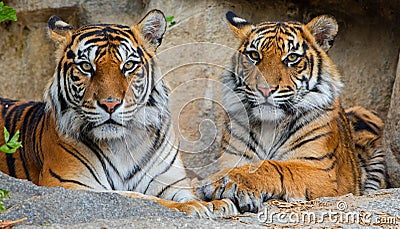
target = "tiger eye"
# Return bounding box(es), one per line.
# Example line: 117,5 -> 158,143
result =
287,54 -> 298,62
80,62 -> 92,72
124,61 -> 135,70
248,51 -> 261,61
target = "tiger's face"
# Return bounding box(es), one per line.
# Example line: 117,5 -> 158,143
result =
46,10 -> 168,140
225,12 -> 343,122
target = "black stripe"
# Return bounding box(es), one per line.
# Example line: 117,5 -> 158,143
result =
367,168 -> 385,174
19,103 -> 42,180
367,161 -> 385,166
130,117 -> 170,180
155,177 -> 187,198
83,37 -> 107,46
81,138 -> 116,190
305,188 -> 311,201
60,143 -> 107,189
321,161 -> 336,171
6,154 -> 16,177
35,112 -> 46,168
225,120 -> 267,159
143,150 -> 179,195
49,169 -> 92,188
353,117 -> 380,136
270,162 -> 284,195
274,108 -> 333,154
3,102 -> 40,178
290,131 -> 332,151
299,143 -> 338,161
130,121 -> 173,190
5,102 -> 35,133
74,30 -> 103,41
56,60 -> 68,112
366,176 -> 381,184
292,122 -> 329,145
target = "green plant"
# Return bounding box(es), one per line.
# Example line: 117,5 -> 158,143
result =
0,127 -> 22,154
166,16 -> 176,27
0,1 -> 17,23
0,189 -> 10,212
0,1 -> 17,216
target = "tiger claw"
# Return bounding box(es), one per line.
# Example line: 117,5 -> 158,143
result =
195,171 -> 265,213
159,198 -> 239,218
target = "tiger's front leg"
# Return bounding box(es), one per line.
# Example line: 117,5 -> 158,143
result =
196,160 -> 344,213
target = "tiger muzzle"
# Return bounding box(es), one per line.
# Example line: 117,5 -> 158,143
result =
98,97 -> 122,114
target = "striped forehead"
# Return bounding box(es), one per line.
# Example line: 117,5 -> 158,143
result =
69,25 -> 140,62
249,22 -> 304,53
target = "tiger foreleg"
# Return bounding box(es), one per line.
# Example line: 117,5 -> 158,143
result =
115,191 -> 238,218
196,160 -> 341,213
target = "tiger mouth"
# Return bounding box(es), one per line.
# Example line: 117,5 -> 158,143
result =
255,101 -> 275,107
94,119 -> 123,128
254,100 -> 293,112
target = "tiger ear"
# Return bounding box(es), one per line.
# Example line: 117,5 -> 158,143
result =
136,9 -> 167,50
226,11 -> 254,40
48,15 -> 75,43
306,15 -> 338,52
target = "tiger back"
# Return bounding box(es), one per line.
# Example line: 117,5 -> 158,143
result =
196,12 -> 386,213
0,10 -> 238,218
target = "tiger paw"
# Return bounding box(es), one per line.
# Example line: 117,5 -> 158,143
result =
159,198 -> 239,218
195,167 -> 268,213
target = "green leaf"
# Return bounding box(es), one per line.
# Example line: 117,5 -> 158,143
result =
0,189 -> 10,213
0,144 -> 14,154
1,128 -> 22,154
10,130 -> 20,144
3,127 -> 9,143
0,189 -> 9,199
165,16 -> 174,22
7,141 -> 22,150
0,2 -> 17,23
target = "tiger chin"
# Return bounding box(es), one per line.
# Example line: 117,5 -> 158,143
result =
0,10 -> 238,218
196,12 -> 386,213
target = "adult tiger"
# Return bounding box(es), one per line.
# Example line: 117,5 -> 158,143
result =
0,10 -> 238,218
196,12 -> 386,213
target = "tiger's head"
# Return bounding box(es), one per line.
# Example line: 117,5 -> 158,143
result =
224,12 -> 343,122
45,10 -> 168,140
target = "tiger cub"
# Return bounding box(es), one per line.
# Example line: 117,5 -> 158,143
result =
0,10 -> 238,218
196,12 -> 386,213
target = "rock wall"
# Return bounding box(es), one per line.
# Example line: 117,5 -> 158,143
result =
1,0 -> 399,178
385,53 -> 400,187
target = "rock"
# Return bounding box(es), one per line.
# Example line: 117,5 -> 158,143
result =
1,172 -> 399,227
0,172 -> 242,228
385,52 -> 400,187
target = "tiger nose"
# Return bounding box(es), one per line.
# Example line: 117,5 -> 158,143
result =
98,98 -> 122,114
257,86 -> 278,97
